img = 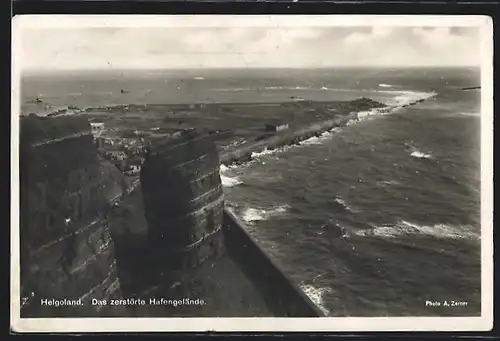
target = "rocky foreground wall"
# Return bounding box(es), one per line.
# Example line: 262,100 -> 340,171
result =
18,116 -> 325,318
19,115 -> 127,317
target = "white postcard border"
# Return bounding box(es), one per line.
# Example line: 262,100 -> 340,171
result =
10,14 -> 494,333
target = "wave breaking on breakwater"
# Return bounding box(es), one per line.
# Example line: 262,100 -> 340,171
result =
299,284 -> 332,316
220,91 -> 437,172
221,174 -> 243,187
220,164 -> 244,188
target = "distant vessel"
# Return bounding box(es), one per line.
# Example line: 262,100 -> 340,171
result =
120,89 -> 129,94
321,86 -> 328,90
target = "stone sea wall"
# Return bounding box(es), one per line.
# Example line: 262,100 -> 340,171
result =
19,115 -> 127,317
223,208 -> 324,317
220,115 -> 351,165
220,97 -> 409,165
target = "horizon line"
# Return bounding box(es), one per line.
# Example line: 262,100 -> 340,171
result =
21,65 -> 481,74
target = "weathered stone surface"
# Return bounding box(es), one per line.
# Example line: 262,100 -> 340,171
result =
140,129 -> 226,275
20,116 -> 126,317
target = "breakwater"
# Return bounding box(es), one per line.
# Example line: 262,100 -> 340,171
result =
220,96 -> 431,165
220,114 -> 351,164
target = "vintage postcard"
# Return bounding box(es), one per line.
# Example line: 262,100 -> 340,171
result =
11,15 -> 493,333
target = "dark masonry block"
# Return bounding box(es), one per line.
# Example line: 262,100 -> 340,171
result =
20,114 -> 91,146
28,217 -> 108,272
19,115 -> 126,318
24,136 -> 98,182
21,244 -> 121,317
140,130 -> 226,276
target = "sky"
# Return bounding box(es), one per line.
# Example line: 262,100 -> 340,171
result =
18,26 -> 481,71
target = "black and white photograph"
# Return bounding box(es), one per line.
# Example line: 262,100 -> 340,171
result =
11,15 -> 493,332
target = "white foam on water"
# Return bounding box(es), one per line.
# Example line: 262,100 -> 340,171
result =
356,108 -> 385,120
241,205 -> 290,224
299,136 -> 323,145
220,164 -> 236,173
250,148 -> 276,158
410,150 -> 432,159
250,145 -> 293,159
299,130 -> 337,146
383,90 -> 437,107
334,196 -> 352,212
221,175 -> 243,188
220,164 -> 244,187
355,220 -> 480,241
376,180 -> 400,187
299,284 -> 333,316
378,84 -> 393,88
210,88 -> 252,92
346,118 -> 359,126
457,112 -> 481,117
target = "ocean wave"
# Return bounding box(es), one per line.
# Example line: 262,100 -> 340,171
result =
376,180 -> 400,187
250,145 -> 293,159
221,175 -> 243,187
457,112 -> 481,117
378,84 -> 393,88
241,205 -> 289,224
346,118 -> 359,126
220,164 -> 240,173
354,220 -> 480,241
410,150 -> 432,159
299,136 -> 324,146
220,164 -> 244,187
299,284 -> 332,316
334,196 -> 352,212
356,109 -> 378,119
299,130 -> 336,146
